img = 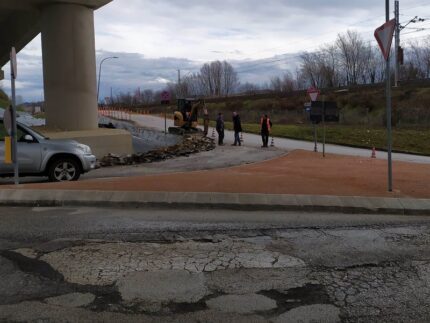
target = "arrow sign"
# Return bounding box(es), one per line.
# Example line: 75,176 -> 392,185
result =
374,19 -> 396,61
307,86 -> 320,102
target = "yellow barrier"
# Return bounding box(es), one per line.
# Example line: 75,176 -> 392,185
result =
4,136 -> 12,164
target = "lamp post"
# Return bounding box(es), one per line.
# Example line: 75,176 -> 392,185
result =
97,56 -> 118,104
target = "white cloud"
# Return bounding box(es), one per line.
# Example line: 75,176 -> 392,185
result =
2,0 -> 430,101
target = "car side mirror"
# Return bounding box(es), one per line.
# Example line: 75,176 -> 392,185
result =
23,134 -> 34,142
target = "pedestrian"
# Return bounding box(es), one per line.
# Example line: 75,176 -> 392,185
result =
232,111 -> 242,146
216,112 -> 225,146
203,108 -> 209,137
260,114 -> 272,148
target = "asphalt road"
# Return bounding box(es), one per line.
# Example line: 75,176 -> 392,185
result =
132,114 -> 430,164
0,139 -> 284,184
1,206 -> 430,322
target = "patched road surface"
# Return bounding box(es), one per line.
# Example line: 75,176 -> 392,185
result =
1,206 -> 430,322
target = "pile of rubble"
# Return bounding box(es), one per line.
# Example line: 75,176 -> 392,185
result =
99,134 -> 216,167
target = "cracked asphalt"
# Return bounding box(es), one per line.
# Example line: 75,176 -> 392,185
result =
0,206 -> 430,322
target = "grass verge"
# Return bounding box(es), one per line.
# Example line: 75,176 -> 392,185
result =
209,121 -> 430,156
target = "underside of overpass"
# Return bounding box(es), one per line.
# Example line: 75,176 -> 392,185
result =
0,0 -> 111,131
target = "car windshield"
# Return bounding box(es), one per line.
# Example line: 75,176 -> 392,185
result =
0,118 -> 48,141
22,123 -> 49,140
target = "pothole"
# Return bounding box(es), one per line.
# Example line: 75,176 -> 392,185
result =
259,284 -> 332,316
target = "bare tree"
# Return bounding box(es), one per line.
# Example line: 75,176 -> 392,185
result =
211,61 -> 223,96
199,63 -> 213,96
270,76 -> 282,92
282,71 -> 297,92
238,82 -> 260,95
335,30 -> 368,85
409,37 -> 430,78
197,60 -> 238,97
269,72 -> 296,92
320,45 -> 341,87
299,52 -> 323,88
116,91 -> 133,106
363,45 -> 385,84
222,61 -> 239,96
141,89 -> 154,104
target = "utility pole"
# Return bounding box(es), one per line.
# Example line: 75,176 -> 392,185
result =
386,0 -> 393,192
177,69 -> 181,98
394,0 -> 400,87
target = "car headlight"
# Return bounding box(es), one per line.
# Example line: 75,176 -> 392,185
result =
77,144 -> 92,154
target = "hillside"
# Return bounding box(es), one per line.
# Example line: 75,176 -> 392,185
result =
201,81 -> 430,128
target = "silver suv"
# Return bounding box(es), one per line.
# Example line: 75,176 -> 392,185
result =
0,118 -> 96,181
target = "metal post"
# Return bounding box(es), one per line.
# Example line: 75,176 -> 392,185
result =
322,96 -> 326,157
177,69 -> 181,99
313,123 -> 318,152
386,0 -> 393,192
165,106 -> 167,134
394,0 -> 400,87
10,61 -> 19,185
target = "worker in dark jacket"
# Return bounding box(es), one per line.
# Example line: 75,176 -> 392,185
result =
216,113 -> 225,145
232,112 -> 242,146
260,114 -> 272,148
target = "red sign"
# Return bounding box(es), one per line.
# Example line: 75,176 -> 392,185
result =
374,19 -> 396,61
161,91 -> 171,101
307,86 -> 320,102
160,91 -> 171,104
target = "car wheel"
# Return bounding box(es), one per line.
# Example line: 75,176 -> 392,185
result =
48,158 -> 81,182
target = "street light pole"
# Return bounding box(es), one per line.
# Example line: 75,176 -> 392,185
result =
97,56 -> 118,104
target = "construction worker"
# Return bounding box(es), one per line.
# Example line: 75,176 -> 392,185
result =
260,114 -> 272,148
216,112 -> 225,146
203,108 -> 210,137
232,112 -> 242,146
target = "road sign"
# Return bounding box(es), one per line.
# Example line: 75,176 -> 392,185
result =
307,101 -> 339,124
374,19 -> 396,61
307,87 -> 320,102
3,106 -> 12,136
10,47 -> 17,79
160,90 -> 171,105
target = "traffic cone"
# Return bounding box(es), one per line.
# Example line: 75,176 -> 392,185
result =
212,128 -> 215,138
371,147 -> 376,158
270,137 -> 275,147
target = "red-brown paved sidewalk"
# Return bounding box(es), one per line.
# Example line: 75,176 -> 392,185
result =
3,150 -> 430,198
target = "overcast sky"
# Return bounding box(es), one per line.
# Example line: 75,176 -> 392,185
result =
2,0 -> 430,102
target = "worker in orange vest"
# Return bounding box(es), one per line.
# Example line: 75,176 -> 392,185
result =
260,114 -> 272,148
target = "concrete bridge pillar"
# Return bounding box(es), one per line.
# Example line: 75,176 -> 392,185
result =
41,3 -> 98,131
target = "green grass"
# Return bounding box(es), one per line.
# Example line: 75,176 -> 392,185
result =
211,121 -> 430,155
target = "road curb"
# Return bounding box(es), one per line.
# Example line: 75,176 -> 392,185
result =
0,189 -> 429,215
